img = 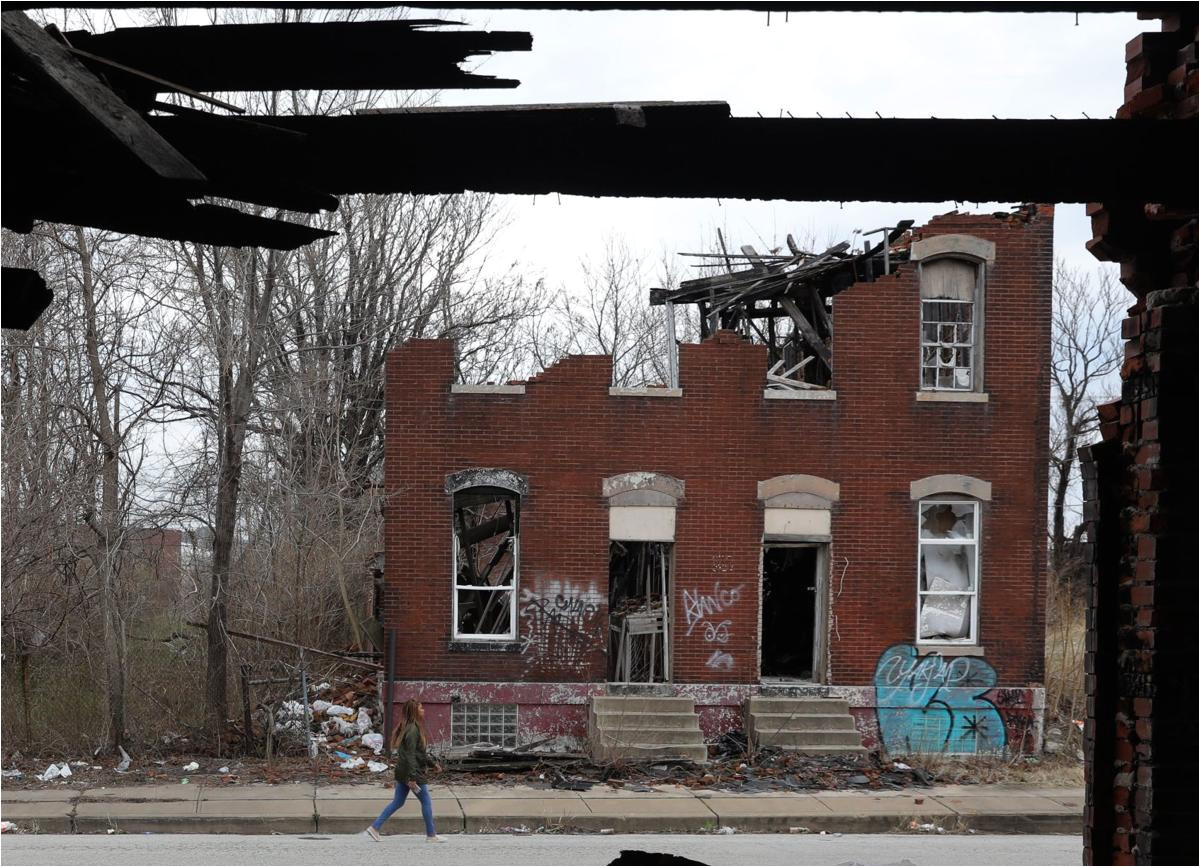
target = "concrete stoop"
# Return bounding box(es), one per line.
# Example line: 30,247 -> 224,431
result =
748,697 -> 867,755
589,696 -> 707,763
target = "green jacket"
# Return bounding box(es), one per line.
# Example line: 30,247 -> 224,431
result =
392,723 -> 433,784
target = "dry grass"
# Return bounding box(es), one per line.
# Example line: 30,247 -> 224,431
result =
899,752 -> 1084,787
1044,570 -> 1087,754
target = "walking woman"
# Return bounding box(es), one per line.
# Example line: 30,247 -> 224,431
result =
365,699 -> 443,842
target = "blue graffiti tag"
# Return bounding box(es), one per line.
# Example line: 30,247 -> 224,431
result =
873,644 -> 1006,754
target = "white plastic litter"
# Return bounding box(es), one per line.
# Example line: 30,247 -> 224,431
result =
311,700 -> 332,715
1,769 -> 24,779
717,826 -> 736,835
362,733 -> 384,754
325,704 -> 354,717
339,757 -> 366,770
218,767 -> 230,774
367,760 -> 389,773
115,746 -> 132,773
182,762 -> 199,772
0,821 -> 17,833
356,708 -> 373,734
280,700 -> 305,718
70,761 -> 87,768
893,761 -> 912,770
36,763 -> 70,782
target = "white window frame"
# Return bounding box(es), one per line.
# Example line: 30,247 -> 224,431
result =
916,498 -> 980,646
918,258 -> 984,392
451,507 -> 519,642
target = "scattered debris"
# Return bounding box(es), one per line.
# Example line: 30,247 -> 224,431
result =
182,762 -> 200,772
0,821 -> 18,833
1,769 -> 24,780
115,746 -> 132,773
218,767 -> 230,774
366,760 -> 389,774
36,763 -> 72,782
789,826 -> 811,834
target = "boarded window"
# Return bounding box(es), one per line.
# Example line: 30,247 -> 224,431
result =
451,702 -> 517,747
917,501 -> 979,643
453,486 -> 518,639
920,258 -> 979,391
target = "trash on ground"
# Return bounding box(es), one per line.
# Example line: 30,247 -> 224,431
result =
367,760 -> 389,773
0,821 -> 18,833
1,769 -> 24,779
182,762 -> 199,772
115,746 -> 132,773
36,763 -> 72,782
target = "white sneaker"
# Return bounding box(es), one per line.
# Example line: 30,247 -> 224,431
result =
425,835 -> 445,843
364,827 -> 382,842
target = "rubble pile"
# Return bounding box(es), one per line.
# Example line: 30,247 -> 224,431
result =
290,674 -> 389,773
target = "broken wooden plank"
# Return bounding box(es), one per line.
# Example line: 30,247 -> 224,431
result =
185,621 -> 378,671
2,11 -> 206,189
780,297 -> 832,370
767,373 -> 820,390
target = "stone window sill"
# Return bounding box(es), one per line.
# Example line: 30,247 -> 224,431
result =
915,390 -> 989,403
609,387 -> 682,397
764,389 -> 836,401
917,644 -> 987,657
451,384 -> 526,395
448,640 -> 522,653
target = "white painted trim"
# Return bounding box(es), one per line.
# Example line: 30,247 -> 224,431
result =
763,389 -> 837,400
915,390 -> 989,403
608,387 -> 683,397
451,383 -> 526,394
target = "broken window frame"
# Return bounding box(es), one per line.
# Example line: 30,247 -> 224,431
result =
915,498 -> 980,645
451,487 -> 520,641
918,257 -> 984,392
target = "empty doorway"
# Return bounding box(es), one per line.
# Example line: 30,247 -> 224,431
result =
761,545 -> 824,681
608,541 -> 671,683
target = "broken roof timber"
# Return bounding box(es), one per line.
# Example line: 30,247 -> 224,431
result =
250,110 -> 1194,205
62,19 -> 533,100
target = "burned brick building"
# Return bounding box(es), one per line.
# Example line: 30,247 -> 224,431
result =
384,207 -> 1053,758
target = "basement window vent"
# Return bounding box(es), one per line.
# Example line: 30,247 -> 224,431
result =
450,702 -> 518,747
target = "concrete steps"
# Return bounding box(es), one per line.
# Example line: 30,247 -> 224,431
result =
748,697 -> 866,754
590,696 -> 707,763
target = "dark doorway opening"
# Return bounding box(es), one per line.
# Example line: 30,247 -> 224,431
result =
608,541 -> 671,683
761,546 -> 818,680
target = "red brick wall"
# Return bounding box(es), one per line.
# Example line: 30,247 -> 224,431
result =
385,209 -> 1052,688
1082,10 -> 1197,864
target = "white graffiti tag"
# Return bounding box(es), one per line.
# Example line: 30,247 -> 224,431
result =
683,582 -> 743,637
703,619 -> 732,644
705,650 -> 735,670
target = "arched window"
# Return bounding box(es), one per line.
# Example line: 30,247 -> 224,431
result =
446,469 -> 527,640
912,234 -> 994,393
910,474 -> 991,646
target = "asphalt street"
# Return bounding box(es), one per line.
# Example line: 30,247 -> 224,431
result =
1,833 -> 1081,865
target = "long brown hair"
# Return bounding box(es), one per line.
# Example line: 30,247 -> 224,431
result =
390,698 -> 428,749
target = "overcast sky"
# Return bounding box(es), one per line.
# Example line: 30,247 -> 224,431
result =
419,7 -> 1142,290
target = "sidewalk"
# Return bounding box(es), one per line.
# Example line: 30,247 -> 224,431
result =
0,782 -> 1082,835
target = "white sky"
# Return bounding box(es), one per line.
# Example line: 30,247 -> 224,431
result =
420,7 -> 1141,290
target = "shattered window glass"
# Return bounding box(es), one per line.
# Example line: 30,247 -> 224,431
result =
920,299 -> 975,391
453,486 -> 519,638
917,501 -> 978,642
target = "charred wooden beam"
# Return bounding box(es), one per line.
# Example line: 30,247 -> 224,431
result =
1,267 -> 53,330
63,19 -> 532,98
2,11 -> 206,191
780,297 -> 832,371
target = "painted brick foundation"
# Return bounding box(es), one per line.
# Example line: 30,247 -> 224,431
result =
385,210 -> 1051,756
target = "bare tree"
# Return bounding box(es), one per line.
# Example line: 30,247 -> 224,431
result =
1049,261 -> 1124,572
530,237 -> 692,387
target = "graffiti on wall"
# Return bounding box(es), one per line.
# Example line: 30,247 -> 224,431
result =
873,643 -> 1007,754
686,563 -> 745,671
518,583 -> 601,672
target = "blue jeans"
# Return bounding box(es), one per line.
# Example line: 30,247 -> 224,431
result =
372,782 -> 436,836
